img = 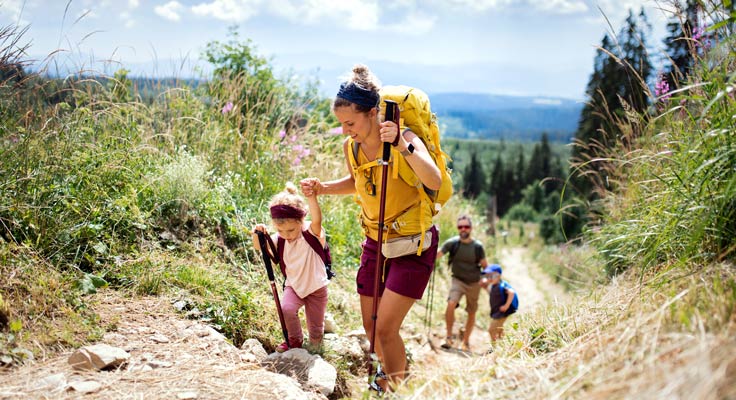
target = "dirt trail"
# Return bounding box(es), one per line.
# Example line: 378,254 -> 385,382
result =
408,246 -> 569,369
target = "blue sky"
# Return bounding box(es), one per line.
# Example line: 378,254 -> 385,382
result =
0,0 -> 673,99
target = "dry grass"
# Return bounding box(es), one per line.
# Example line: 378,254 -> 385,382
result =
393,262 -> 736,399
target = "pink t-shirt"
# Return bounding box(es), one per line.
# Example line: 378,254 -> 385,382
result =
279,221 -> 329,299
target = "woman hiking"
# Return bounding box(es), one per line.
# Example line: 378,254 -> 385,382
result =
300,64 -> 441,392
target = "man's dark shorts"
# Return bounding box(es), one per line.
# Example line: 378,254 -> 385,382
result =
356,225 -> 439,300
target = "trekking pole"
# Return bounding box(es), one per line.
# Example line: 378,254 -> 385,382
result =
426,263 -> 438,352
368,99 -> 399,384
256,231 -> 289,350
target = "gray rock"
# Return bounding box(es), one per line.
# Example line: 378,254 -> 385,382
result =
149,333 -> 170,343
30,373 -> 66,391
324,335 -> 364,361
67,380 -> 102,394
240,338 -> 268,362
68,344 -> 130,370
244,369 -> 321,400
323,313 -> 337,334
262,348 -> 337,396
345,329 -> 370,353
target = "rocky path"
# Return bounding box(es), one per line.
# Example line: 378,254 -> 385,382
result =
0,293 -> 347,400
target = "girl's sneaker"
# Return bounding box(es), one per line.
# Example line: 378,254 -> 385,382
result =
275,340 -> 302,353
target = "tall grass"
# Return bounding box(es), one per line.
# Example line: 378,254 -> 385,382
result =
570,2 -> 736,277
0,22 -> 363,364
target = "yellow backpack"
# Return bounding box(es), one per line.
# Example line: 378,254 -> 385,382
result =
348,85 -> 454,253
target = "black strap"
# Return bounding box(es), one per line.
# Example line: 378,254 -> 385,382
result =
448,239 -> 482,267
276,230 -> 334,279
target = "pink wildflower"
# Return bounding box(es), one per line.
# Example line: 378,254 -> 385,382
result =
221,101 -> 234,114
328,126 -> 343,135
655,74 -> 671,102
279,130 -> 287,140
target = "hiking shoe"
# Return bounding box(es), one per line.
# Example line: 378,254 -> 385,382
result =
275,341 -> 302,353
369,365 -> 387,395
440,337 -> 454,349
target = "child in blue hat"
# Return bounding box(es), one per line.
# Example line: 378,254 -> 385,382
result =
479,264 -> 518,346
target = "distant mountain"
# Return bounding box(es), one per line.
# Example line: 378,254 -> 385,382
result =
431,92 -> 583,143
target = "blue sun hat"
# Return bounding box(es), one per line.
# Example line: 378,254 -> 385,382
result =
481,264 -> 502,275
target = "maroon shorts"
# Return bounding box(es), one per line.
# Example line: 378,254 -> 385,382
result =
356,226 -> 438,300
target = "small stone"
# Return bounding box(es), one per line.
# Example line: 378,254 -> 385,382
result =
150,334 -> 170,344
323,313 -> 337,334
147,360 -> 173,369
177,390 -> 198,399
128,364 -> 153,373
68,380 -> 101,394
173,300 -> 188,311
31,373 -> 66,391
68,344 -> 130,371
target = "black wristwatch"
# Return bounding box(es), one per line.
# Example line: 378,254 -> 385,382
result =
400,143 -> 415,156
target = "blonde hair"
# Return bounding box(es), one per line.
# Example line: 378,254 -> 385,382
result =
333,64 -> 382,113
268,182 -> 308,223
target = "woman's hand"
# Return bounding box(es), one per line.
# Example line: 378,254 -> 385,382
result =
300,178 -> 322,197
500,304 -> 509,313
379,120 -> 400,145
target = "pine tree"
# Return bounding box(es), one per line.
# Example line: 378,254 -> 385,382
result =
663,0 -> 701,86
462,150 -> 486,199
572,8 -> 653,198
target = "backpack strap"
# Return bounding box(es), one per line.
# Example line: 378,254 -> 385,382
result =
447,238 -> 461,266
475,242 -> 483,266
277,231 -> 335,280
302,230 -> 328,265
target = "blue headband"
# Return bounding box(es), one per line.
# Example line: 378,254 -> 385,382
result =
336,81 -> 380,109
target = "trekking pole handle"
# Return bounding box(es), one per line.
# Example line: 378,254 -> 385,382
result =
256,231 -> 276,282
383,99 -> 398,162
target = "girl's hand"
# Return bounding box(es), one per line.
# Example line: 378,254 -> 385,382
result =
379,120 -> 400,144
500,305 -> 509,313
253,224 -> 268,234
300,178 -> 321,197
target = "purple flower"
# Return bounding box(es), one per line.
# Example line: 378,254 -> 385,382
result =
655,74 -> 671,102
328,126 -> 343,135
692,26 -> 703,42
279,130 -> 287,140
301,148 -> 311,157
292,156 -> 302,166
292,144 -> 304,153
221,101 -> 234,114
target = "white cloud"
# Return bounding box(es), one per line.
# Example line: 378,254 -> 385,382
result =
191,0 -> 262,22
448,0 -> 587,14
129,0 -> 140,9
155,1 -> 185,21
389,11 -> 436,35
530,0 -> 587,14
267,0 -> 434,33
0,0 -> 25,23
448,0 -> 514,11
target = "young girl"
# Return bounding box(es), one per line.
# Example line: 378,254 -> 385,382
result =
252,182 -> 329,353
